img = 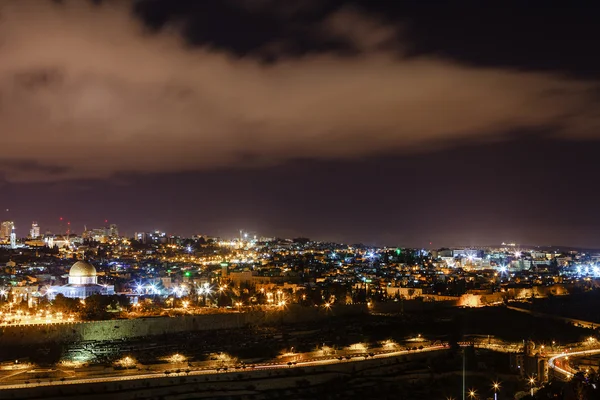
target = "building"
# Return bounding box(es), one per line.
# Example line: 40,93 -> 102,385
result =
135,232 -> 148,244
46,236 -> 72,250
228,271 -> 253,286
48,260 -> 114,299
1,221 -> 14,240
10,226 -> 16,249
30,222 -> 40,239
108,224 -> 119,238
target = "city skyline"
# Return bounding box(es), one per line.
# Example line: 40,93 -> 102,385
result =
2,1 -> 600,247
3,133 -> 600,248
1,214 -> 599,251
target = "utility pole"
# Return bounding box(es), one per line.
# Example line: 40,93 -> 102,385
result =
462,348 -> 466,400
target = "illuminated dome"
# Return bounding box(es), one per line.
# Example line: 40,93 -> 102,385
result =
68,261 -> 97,285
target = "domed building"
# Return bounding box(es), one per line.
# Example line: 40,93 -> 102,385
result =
48,260 -> 114,299
68,261 -> 97,285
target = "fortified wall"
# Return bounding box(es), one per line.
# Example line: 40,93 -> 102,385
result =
0,304 -> 366,346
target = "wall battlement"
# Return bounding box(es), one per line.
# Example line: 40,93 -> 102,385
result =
0,304 -> 367,346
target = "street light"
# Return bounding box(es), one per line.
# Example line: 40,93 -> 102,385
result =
468,389 -> 477,399
528,376 -> 536,397
116,356 -> 136,368
168,353 -> 186,364
492,381 -> 501,400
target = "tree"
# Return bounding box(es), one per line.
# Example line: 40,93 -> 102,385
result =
108,294 -> 130,311
53,294 -> 80,313
81,294 -> 111,320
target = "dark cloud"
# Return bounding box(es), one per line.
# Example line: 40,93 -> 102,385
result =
0,159 -> 68,173
232,0 -> 322,18
0,0 -> 599,183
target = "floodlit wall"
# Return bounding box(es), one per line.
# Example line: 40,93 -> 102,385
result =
504,284 -> 568,299
0,304 -> 366,345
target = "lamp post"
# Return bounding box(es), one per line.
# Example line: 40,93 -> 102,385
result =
492,381 -> 500,400
529,377 -> 536,397
462,348 -> 465,400
468,389 -> 477,400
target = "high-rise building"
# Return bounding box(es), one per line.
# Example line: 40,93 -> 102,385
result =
10,226 -> 16,249
135,232 -> 148,244
30,222 -> 40,239
1,221 -> 14,240
109,224 -> 119,238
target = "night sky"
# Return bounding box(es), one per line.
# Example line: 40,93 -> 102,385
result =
1,0 -> 600,247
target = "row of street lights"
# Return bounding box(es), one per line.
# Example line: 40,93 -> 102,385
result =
450,381 -> 500,400
452,377 -> 535,399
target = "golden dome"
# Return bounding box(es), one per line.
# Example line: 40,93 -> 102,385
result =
69,261 -> 97,278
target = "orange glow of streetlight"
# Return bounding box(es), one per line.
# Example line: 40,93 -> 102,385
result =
116,356 -> 136,368
492,381 -> 501,400
168,353 -> 186,364
528,376 -> 536,396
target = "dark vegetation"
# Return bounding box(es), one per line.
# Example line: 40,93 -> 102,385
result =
523,289 -> 600,324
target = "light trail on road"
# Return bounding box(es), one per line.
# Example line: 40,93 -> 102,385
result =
0,345 -> 448,390
547,348 -> 600,381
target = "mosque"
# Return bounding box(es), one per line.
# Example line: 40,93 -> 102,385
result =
48,260 -> 115,299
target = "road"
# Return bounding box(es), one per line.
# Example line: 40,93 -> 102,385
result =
0,345 -> 448,390
547,348 -> 600,381
507,305 -> 597,329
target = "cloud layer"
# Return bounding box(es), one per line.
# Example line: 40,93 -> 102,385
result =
0,0 -> 598,182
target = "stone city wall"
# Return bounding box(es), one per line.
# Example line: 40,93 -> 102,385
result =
504,284 -> 569,299
0,304 -> 366,346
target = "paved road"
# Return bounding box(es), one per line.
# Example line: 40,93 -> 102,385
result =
548,349 -> 600,381
507,305 -> 597,329
0,345 -> 448,390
